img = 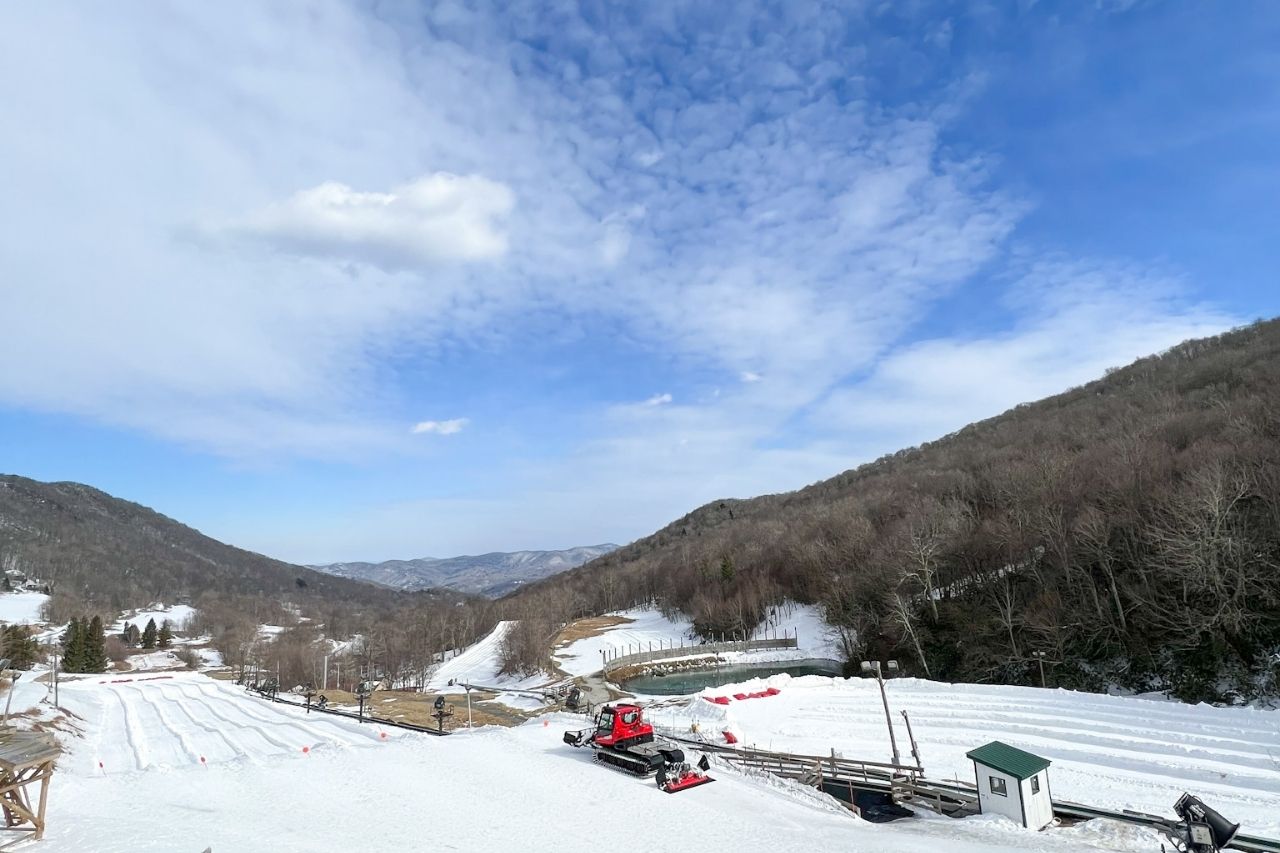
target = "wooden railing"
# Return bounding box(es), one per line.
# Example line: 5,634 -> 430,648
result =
601,634 -> 799,675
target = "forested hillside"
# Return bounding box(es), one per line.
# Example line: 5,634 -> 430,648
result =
506,320 -> 1280,702
0,477 -> 496,684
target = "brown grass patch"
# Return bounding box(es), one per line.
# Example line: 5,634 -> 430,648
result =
553,615 -> 633,648
300,687 -> 535,731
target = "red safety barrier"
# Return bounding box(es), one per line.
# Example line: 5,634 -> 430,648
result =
723,731 -> 738,744
706,688 -> 782,704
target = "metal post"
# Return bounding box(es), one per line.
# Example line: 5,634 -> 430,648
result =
465,684 -> 473,729
874,663 -> 901,766
901,710 -> 922,772
322,654 -> 329,691
1034,651 -> 1047,688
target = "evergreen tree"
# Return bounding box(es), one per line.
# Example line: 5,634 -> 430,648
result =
719,555 -> 736,583
62,617 -> 86,672
158,620 -> 173,649
85,616 -> 109,673
1,625 -> 39,670
141,618 -> 157,649
126,623 -> 141,647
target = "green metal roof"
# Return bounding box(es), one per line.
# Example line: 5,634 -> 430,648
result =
966,741 -> 1050,781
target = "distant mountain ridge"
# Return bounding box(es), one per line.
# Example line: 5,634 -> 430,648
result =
0,474 -> 458,621
312,544 -> 619,597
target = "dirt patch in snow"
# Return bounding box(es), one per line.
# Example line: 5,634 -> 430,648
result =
553,615 -> 634,647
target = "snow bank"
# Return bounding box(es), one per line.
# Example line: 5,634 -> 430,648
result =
0,591 -> 49,624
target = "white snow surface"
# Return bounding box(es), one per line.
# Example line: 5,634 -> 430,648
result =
114,604 -> 196,633
0,591 -> 49,624
37,674 -> 1174,852
426,621 -> 545,692
555,608 -> 694,676
676,674 -> 1280,838
124,650 -> 184,672
554,603 -> 842,677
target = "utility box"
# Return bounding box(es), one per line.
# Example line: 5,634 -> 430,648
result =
966,741 -> 1053,830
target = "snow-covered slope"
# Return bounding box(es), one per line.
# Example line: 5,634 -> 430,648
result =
425,621 -> 548,693
554,604 -> 842,676
312,544 -> 618,596
678,674 -> 1280,839
37,676 -> 1170,852
113,604 -> 196,632
0,591 -> 48,624
57,672 -> 400,775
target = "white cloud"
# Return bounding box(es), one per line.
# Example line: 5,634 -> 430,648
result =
230,174 -> 514,269
813,259 -> 1237,447
411,418 -> 469,436
0,2 -> 1247,563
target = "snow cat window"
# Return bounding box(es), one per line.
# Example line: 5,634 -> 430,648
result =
621,710 -> 639,725
596,710 -> 614,733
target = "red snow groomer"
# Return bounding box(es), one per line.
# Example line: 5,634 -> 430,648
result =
563,703 -> 714,793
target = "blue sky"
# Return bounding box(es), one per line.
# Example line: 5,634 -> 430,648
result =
1,1 -> 1277,563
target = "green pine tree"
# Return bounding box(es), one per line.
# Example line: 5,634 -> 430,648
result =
719,555 -> 736,583
158,620 -> 173,649
62,617 -> 86,673
126,623 -> 141,647
85,616 -> 109,673
1,625 -> 39,670
141,618 -> 158,649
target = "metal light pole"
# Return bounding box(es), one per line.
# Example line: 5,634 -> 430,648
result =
464,683 -> 473,729
861,659 -> 901,766
1032,651 -> 1048,688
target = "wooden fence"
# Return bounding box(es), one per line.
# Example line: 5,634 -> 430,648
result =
600,633 -> 799,675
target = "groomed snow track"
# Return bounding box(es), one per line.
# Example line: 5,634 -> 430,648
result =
668,735 -> 1280,853
63,674 -> 404,775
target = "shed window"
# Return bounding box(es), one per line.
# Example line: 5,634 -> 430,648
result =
989,776 -> 1007,797
1030,775 -> 1040,794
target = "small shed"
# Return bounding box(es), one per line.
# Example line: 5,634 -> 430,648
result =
966,741 -> 1053,830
